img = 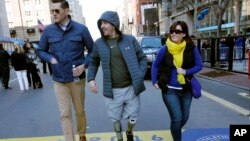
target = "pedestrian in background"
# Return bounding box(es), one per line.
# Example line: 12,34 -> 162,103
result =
0,43 -> 11,89
42,60 -> 52,75
151,21 -> 202,141
87,11 -> 147,141
11,43 -> 29,94
23,38 -> 43,89
37,0 -> 94,141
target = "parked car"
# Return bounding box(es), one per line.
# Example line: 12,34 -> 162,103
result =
137,36 -> 162,76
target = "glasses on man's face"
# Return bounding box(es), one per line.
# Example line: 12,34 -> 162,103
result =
170,29 -> 183,34
51,9 -> 61,14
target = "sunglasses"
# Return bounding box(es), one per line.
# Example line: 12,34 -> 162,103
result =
51,9 -> 61,14
170,29 -> 183,34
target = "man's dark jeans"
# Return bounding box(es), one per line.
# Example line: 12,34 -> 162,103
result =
0,67 -> 10,88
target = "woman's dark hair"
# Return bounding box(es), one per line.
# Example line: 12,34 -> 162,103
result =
23,42 -> 33,53
51,0 -> 69,9
170,21 -> 194,47
0,43 -> 3,50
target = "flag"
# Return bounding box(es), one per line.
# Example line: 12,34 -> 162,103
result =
37,19 -> 45,32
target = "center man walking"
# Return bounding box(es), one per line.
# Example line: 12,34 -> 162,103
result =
37,0 -> 94,141
87,11 -> 147,141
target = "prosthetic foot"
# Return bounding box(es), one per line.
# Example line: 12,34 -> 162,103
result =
113,121 -> 123,141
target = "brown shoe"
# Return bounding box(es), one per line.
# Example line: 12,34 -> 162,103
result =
80,136 -> 87,141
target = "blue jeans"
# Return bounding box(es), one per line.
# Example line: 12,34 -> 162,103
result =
162,89 -> 192,141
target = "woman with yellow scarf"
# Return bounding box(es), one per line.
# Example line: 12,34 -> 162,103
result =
151,21 -> 202,141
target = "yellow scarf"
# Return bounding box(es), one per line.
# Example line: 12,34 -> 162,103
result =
166,38 -> 186,84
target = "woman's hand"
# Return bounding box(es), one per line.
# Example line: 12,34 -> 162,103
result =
176,67 -> 186,75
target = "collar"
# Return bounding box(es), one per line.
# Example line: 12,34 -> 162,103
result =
59,19 -> 70,30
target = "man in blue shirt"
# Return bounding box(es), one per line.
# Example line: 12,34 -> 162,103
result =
37,0 -> 94,141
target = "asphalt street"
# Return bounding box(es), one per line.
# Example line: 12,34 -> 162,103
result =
0,67 -> 250,140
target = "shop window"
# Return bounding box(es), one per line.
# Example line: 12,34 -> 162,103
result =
23,0 -> 30,6
27,28 -> 35,34
10,30 -> 16,38
35,0 -> 41,5
25,11 -> 31,16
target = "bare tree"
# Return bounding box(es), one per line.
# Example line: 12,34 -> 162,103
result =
169,0 -> 239,37
214,0 -> 230,37
233,0 -> 240,34
179,0 -> 230,37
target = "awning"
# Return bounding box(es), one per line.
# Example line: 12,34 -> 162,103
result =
0,36 -> 24,44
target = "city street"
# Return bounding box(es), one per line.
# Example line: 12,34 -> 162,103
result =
1,0 -> 250,140
0,66 -> 250,141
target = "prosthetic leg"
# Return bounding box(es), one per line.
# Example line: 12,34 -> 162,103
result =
113,120 -> 123,141
126,119 -> 136,141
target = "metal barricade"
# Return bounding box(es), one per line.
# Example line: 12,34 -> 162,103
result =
219,46 -> 229,61
219,46 -> 229,68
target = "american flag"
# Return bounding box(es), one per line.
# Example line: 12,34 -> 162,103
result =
37,19 -> 45,32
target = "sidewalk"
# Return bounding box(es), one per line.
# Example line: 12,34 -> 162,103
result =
197,67 -> 250,91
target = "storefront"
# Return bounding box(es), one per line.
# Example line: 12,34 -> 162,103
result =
196,0 -> 250,37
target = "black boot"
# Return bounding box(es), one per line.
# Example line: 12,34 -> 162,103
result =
126,131 -> 134,141
5,86 -> 12,89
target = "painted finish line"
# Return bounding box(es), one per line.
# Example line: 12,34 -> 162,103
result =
0,130 -> 173,141
0,128 -> 229,141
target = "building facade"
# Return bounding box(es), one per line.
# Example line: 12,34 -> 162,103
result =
121,0 -> 250,37
195,0 -> 250,37
122,0 -> 160,36
160,0 -> 250,37
5,0 -> 52,41
0,0 -> 10,37
67,0 -> 84,24
122,0 -> 168,36
5,0 -> 84,42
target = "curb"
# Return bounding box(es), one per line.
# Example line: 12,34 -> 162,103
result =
196,74 -> 250,91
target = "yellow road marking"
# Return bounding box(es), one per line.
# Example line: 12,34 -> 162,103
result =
0,130 -> 173,141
